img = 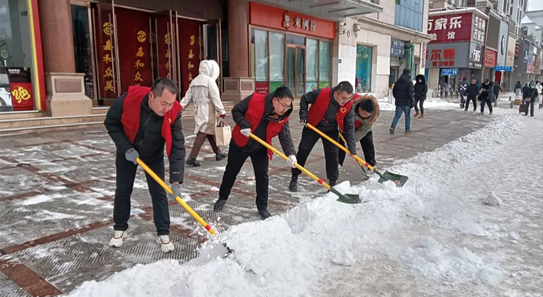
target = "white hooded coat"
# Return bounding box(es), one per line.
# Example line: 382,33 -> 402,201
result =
180,60 -> 225,134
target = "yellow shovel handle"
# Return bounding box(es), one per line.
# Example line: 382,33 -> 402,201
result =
136,158 -> 216,235
249,133 -> 331,191
338,133 -> 365,168
307,123 -> 375,172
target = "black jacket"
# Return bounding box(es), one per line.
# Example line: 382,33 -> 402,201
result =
232,93 -> 296,156
522,87 -> 539,101
465,83 -> 479,98
478,82 -> 493,101
392,74 -> 414,106
299,87 -> 357,154
493,84 -> 502,95
459,80 -> 468,93
414,74 -> 427,100
104,93 -> 186,183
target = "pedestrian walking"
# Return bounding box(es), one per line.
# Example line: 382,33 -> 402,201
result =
514,81 -> 522,98
522,82 -> 538,117
459,78 -> 468,108
104,78 -> 185,253
213,87 -> 296,220
414,74 -> 427,118
464,79 -> 479,112
180,60 -> 226,167
492,82 -> 502,103
478,79 -> 494,115
389,69 -> 414,134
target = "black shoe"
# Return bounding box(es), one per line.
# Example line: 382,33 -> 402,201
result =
329,180 -> 337,187
186,157 -> 201,167
216,153 -> 227,161
289,174 -> 298,192
258,209 -> 271,220
213,199 -> 227,212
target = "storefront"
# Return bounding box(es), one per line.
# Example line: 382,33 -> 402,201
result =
426,9 -> 487,90
248,2 -> 335,96
389,39 -> 405,88
0,0 -> 45,112
69,0 -> 223,104
356,44 -> 372,92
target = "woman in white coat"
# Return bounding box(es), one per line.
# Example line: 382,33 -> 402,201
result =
181,60 -> 226,167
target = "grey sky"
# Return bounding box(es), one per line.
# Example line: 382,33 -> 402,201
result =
527,0 -> 543,11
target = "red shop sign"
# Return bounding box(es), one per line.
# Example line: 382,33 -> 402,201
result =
426,48 -> 456,67
249,2 -> 335,39
484,49 -> 497,67
10,82 -> 34,111
428,13 -> 473,43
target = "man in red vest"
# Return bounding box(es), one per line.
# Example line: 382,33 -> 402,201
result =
289,81 -> 357,192
104,78 -> 185,253
213,87 -> 297,220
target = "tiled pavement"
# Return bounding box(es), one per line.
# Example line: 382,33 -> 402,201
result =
0,103 -> 498,296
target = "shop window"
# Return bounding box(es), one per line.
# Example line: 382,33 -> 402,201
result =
72,4 -> 94,99
395,0 -> 423,32
306,38 -> 318,93
287,34 -> 305,45
269,32 -> 284,92
356,45 -> 372,92
319,41 -> 331,88
251,29 -> 268,93
0,0 -> 35,111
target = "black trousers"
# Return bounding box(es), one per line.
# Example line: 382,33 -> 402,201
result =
480,98 -> 493,113
525,99 -> 535,116
292,127 -> 339,182
465,96 -> 477,111
218,141 -> 269,211
338,131 -> 375,167
113,153 -> 170,235
414,99 -> 425,115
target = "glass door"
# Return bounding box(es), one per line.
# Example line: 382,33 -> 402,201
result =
285,45 -> 305,96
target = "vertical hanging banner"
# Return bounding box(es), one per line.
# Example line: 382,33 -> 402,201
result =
177,18 -> 201,96
115,8 -> 153,93
156,16 -> 172,80
94,4 -> 117,98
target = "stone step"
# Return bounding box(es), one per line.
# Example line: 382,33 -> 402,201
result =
0,110 -> 47,120
0,114 -> 106,131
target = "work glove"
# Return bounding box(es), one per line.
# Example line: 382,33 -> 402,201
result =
240,128 -> 251,137
287,155 -> 297,168
219,113 -> 226,119
300,117 -> 307,125
125,148 -> 139,165
169,184 -> 182,201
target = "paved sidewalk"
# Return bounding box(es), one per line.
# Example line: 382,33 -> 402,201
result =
0,106 -> 497,296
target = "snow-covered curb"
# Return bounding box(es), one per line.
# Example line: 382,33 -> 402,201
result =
65,115 -> 525,297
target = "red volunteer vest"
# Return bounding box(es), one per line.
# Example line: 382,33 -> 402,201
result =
307,88 -> 353,132
121,86 -> 182,157
232,93 -> 289,160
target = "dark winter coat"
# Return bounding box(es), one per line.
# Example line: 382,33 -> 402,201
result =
493,84 -> 502,96
414,75 -> 428,101
232,92 -> 296,156
104,94 -> 186,183
478,82 -> 494,102
459,80 -> 468,94
392,74 -> 414,106
465,83 -> 479,98
299,87 -> 357,153
522,87 -> 539,101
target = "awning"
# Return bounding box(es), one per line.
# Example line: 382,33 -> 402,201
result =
252,0 -> 383,21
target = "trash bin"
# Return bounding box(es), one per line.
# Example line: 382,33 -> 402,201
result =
8,67 -> 34,111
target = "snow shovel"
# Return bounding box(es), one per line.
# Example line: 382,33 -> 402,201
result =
136,158 -> 217,234
307,123 -> 408,187
249,133 -> 361,204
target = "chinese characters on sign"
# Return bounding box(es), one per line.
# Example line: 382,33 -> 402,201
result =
102,21 -> 115,94
426,47 -> 456,67
165,33 -> 171,78
484,49 -> 497,67
472,15 -> 486,44
468,43 -> 483,68
428,13 -> 473,43
390,39 -> 405,57
283,13 -> 316,32
133,30 -> 146,86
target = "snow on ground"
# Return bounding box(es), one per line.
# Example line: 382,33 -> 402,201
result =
378,96 -> 458,111
64,113 -> 543,297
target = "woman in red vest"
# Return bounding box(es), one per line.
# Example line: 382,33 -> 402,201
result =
288,81 -> 358,192
104,78 -> 185,253
213,87 -> 297,220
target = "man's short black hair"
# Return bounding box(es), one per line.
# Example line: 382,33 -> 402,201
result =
273,86 -> 294,100
151,78 -> 178,97
356,100 -> 374,113
336,81 -> 354,94
402,68 -> 411,75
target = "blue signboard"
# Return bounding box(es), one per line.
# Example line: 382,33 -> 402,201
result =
494,66 -> 512,72
440,68 -> 458,76
390,39 -> 405,58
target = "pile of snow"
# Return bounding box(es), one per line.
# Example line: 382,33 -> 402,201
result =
377,96 -> 458,111
64,115 -> 529,297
